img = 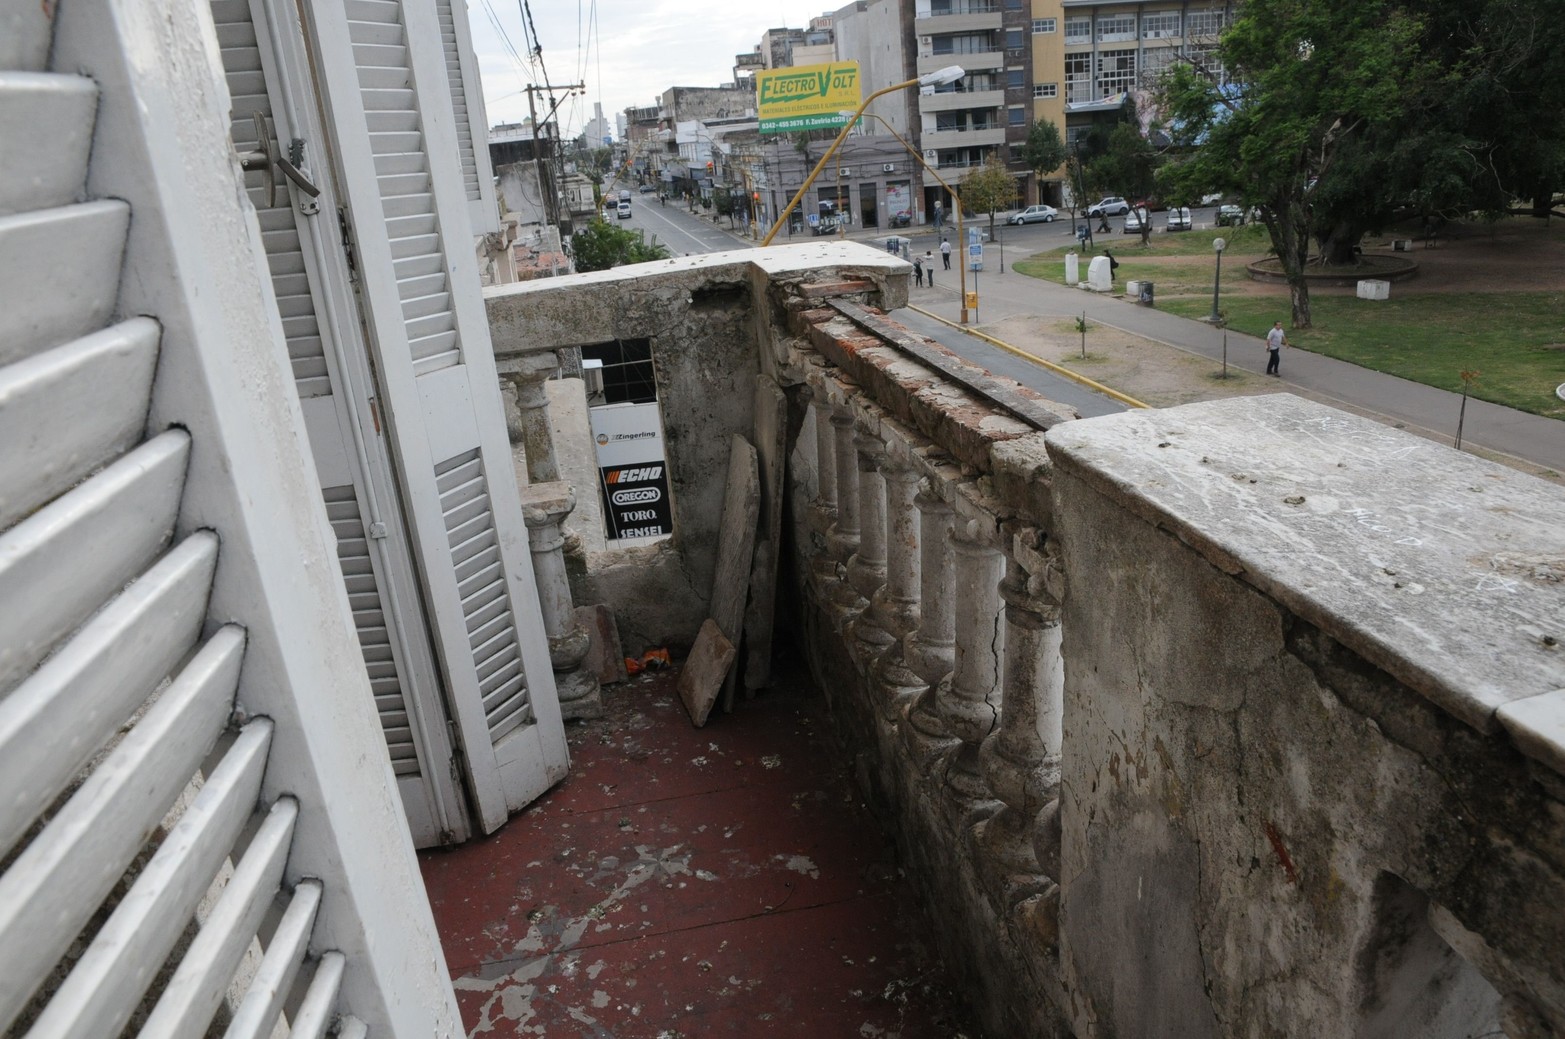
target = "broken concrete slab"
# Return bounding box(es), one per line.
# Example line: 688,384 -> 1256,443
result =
744,377 -> 789,693
576,603 -> 626,685
678,619 -> 735,728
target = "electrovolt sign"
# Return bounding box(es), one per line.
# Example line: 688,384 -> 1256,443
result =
589,402 -> 673,540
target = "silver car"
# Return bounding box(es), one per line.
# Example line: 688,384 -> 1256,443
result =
1007,204 -> 1059,225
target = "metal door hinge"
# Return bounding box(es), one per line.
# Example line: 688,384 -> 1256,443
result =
336,206 -> 358,276
367,521 -> 388,539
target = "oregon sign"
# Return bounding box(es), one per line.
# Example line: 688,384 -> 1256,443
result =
756,62 -> 860,134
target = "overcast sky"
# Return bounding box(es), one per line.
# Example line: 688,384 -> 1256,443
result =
466,0 -> 832,138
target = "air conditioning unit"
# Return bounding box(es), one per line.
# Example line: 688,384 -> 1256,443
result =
841,168 -> 853,177
882,163 -> 896,173
918,35 -> 931,45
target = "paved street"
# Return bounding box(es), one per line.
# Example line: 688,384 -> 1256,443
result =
621,200 -> 1564,473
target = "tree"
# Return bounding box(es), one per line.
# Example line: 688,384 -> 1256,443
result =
713,188 -> 736,227
1157,0 -> 1427,327
1021,119 -> 1067,201
570,219 -> 671,273
1084,122 -> 1159,245
960,157 -> 1020,242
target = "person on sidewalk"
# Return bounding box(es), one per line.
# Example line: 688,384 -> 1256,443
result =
940,238 -> 952,270
925,252 -> 936,288
1105,249 -> 1119,285
1266,321 -> 1287,376
913,253 -> 924,288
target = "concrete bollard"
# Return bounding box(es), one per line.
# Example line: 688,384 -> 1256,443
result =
1357,279 -> 1391,301
1064,252 -> 1079,286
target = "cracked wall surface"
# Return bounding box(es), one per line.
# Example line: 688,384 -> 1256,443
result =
1047,396 -> 1565,1038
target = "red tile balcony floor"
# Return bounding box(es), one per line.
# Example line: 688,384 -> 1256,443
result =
418,663 -> 980,1038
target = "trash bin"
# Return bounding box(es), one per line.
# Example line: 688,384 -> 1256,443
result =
1137,281 -> 1155,307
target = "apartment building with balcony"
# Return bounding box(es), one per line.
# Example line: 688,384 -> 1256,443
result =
1059,0 -> 1234,145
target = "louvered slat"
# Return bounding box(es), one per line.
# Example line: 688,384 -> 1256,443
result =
288,952 -> 347,1039
0,200 -> 129,366
434,0 -> 480,200
0,531 -> 218,855
222,880 -> 322,1039
211,0 -> 333,399
348,0 -> 461,373
323,484 -> 421,775
0,72 -> 97,216
435,450 -> 532,742
0,628 -> 243,1027
135,798 -> 299,1039
8,720 -> 273,1038
0,316 -> 161,529
0,429 -> 187,686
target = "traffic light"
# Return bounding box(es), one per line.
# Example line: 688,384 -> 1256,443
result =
706,161 -> 714,172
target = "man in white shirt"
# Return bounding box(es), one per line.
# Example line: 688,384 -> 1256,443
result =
1266,321 -> 1287,376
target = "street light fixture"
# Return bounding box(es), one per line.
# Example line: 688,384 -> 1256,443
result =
847,110 -> 972,325
1209,236 -> 1227,324
761,65 -> 965,248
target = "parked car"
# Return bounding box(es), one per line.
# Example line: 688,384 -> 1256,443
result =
1167,207 -> 1193,231
618,189 -> 632,202
638,183 -> 655,193
616,201 -> 632,219
1123,209 -> 1147,234
1087,196 -> 1130,217
1132,196 -> 1165,212
1007,204 -> 1059,225
1216,204 -> 1248,226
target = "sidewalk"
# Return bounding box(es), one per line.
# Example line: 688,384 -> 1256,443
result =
905,261 -> 1565,478
654,203 -> 1563,477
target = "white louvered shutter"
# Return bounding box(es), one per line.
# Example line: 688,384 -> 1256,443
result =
301,0 -> 568,831
211,0 -> 474,846
435,0 -> 499,234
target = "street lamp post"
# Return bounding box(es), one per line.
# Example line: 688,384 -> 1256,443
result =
839,109 -> 973,325
761,65 -> 965,248
1209,236 -> 1227,324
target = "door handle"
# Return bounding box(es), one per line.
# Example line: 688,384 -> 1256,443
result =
239,113 -> 322,209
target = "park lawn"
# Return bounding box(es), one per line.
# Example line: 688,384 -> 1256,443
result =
1015,231 -> 1565,419
1160,292 -> 1565,419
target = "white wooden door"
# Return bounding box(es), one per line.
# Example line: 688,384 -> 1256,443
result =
297,0 -> 569,831
213,0 -> 472,846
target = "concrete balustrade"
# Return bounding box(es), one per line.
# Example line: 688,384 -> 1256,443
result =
496,351 -> 561,484
845,431 -> 892,653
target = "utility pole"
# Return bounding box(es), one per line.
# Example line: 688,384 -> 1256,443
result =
524,82 -> 584,228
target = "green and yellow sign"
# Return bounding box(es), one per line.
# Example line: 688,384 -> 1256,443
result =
756,62 -> 860,134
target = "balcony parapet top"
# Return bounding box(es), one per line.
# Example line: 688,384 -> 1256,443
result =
1045,394 -> 1565,762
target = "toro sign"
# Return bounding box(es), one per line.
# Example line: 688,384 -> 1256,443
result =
756,62 -> 860,134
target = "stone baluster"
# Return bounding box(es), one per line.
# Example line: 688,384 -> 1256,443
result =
806,388 -> 839,588
933,519 -> 1006,808
496,352 -> 560,484
522,488 -> 601,719
976,530 -> 1063,899
845,432 -> 891,651
899,486 -> 959,764
824,403 -> 863,616
869,456 -> 926,704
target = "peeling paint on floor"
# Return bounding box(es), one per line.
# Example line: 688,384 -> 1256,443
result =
419,666 -> 979,1037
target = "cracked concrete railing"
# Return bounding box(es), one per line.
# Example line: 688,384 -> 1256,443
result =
781,299 -> 1078,1036
780,292 -> 1565,1039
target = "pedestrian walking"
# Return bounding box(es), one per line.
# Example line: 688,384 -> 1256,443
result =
1105,249 -> 1119,284
925,251 -> 936,288
940,238 -> 952,270
913,253 -> 924,287
1265,321 -> 1287,376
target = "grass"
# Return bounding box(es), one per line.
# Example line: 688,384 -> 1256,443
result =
1013,225 -> 1565,419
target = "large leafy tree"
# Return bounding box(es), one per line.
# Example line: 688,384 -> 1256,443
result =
1084,122 -> 1159,244
570,219 -> 671,273
1021,119 -> 1067,201
1158,0 -> 1427,327
960,156 -> 1020,241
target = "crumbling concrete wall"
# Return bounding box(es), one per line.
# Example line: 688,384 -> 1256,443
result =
1045,395 -> 1565,1038
484,243 -> 908,653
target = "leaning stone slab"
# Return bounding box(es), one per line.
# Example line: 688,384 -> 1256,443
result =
576,603 -> 626,685
709,434 -> 760,711
678,619 -> 735,728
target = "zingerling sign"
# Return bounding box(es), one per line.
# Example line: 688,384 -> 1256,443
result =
756,62 -> 860,134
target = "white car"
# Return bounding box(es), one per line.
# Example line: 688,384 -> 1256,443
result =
1087,196 -> 1130,217
1167,207 -> 1193,231
1007,204 -> 1059,225
616,201 -> 632,220
1123,209 -> 1147,233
